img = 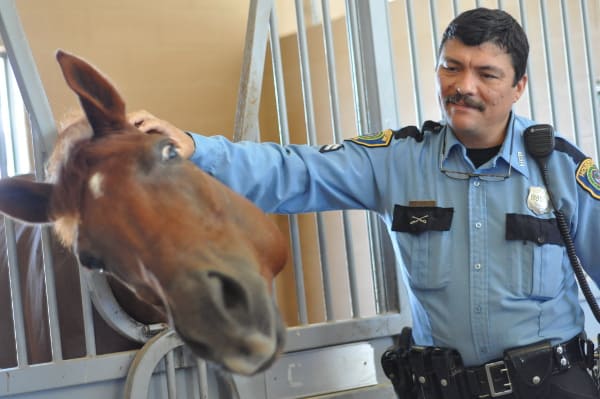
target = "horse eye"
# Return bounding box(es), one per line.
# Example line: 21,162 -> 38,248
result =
78,251 -> 106,273
161,143 -> 179,161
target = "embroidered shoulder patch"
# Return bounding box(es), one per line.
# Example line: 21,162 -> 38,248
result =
347,129 -> 394,148
576,158 -> 600,200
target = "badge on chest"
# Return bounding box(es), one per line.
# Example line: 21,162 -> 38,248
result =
527,186 -> 551,215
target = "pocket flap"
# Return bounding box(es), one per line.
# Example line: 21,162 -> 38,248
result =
504,340 -> 553,388
392,205 -> 453,234
506,213 -> 564,246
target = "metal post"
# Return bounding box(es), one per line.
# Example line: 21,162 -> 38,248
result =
0,0 -> 63,361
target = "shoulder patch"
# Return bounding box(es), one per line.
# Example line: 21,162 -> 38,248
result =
347,129 -> 394,148
576,158 -> 600,200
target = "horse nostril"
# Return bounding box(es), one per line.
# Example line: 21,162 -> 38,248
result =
207,272 -> 248,312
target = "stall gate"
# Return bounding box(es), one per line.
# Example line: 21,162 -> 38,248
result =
1,0 -> 600,398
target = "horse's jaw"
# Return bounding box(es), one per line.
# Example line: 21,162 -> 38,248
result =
166,267 -> 285,375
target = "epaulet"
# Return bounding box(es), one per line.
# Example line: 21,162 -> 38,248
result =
392,120 -> 442,143
421,120 -> 443,135
554,136 -> 586,165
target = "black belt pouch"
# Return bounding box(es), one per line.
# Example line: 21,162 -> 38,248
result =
503,340 -> 553,398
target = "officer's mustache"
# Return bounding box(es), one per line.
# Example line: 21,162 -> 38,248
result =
444,92 -> 485,112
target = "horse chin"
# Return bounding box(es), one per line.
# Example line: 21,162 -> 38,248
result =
178,323 -> 285,376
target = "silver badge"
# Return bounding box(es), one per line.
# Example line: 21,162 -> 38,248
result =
527,186 -> 551,214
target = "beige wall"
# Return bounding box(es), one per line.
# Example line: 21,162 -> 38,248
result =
7,1 -> 600,328
15,0 -> 250,137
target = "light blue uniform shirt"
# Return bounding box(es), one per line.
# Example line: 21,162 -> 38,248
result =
188,113 -> 600,366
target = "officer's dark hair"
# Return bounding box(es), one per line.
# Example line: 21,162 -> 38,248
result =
438,8 -> 529,86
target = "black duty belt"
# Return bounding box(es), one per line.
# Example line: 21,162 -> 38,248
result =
464,335 -> 587,398
381,328 -> 594,399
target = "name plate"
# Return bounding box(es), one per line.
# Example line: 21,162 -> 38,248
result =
265,342 -> 377,398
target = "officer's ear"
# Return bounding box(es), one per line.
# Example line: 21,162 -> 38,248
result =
513,74 -> 527,103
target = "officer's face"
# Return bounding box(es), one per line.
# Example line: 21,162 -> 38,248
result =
436,38 -> 527,148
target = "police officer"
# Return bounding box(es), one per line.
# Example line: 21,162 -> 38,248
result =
131,7 -> 600,399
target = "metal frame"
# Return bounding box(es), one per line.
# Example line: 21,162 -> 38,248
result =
2,0 -> 600,398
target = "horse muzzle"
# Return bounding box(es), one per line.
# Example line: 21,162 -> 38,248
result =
166,268 -> 286,375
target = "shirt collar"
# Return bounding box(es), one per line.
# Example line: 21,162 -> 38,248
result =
440,112 -> 531,179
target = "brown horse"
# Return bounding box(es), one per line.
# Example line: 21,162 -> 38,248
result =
0,215 -> 168,368
0,50 -> 287,376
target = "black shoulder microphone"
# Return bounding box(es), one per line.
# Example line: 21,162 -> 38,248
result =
524,124 -> 600,323
523,124 -> 555,162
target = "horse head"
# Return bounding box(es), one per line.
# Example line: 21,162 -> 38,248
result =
0,50 -> 288,375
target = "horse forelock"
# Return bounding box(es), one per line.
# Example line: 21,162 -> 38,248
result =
46,113 -> 94,247
46,113 -> 94,183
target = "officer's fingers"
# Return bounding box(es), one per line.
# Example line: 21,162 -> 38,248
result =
127,110 -> 154,128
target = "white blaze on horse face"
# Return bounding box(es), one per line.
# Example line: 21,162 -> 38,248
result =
89,172 -> 105,199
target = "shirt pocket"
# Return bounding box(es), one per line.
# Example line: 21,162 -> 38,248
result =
505,213 -> 566,299
392,205 -> 454,290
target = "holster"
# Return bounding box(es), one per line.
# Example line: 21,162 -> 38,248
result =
381,327 -> 418,398
503,340 -> 553,398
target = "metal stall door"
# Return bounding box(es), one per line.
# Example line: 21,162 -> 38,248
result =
0,1 -> 221,398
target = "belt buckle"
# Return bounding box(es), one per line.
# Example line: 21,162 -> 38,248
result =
482,360 -> 512,397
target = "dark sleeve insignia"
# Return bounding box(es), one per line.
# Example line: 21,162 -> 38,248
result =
319,143 -> 344,153
346,129 -> 394,148
576,158 -> 600,200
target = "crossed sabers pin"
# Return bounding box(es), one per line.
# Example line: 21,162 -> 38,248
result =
409,214 -> 429,225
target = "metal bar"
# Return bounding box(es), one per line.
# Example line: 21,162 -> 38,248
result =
345,0 -> 373,318
268,6 -> 309,324
283,312 -> 409,352
319,0 -> 341,319
5,61 -> 21,174
233,0 -> 274,142
0,55 -> 11,177
345,0 -> 368,133
78,269 -> 96,356
405,0 -> 424,124
352,0 -> 402,315
580,0 -> 600,161
559,0 -> 580,146
429,0 -> 440,56
0,54 -> 10,177
3,218 -> 28,366
518,0 -> 536,119
452,0 -> 459,16
196,360 -> 209,399
0,0 -> 63,361
0,0 -> 55,177
540,0 -> 558,127
1,350 -> 138,396
293,0 -> 331,323
165,351 -> 177,399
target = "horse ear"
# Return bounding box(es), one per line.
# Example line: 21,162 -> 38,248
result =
0,176 -> 54,223
56,49 -> 127,137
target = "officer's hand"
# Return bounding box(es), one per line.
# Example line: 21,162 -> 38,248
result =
128,110 -> 195,159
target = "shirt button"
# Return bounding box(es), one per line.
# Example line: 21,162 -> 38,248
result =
473,181 -> 480,187
475,222 -> 482,229
475,305 -> 482,313
474,263 -> 482,270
